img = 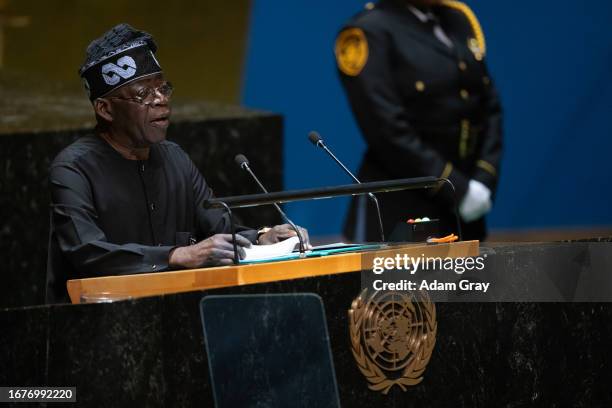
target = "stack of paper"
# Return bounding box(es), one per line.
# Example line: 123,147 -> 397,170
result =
242,236 -> 301,262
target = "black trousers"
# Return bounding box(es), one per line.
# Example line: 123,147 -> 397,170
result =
343,159 -> 486,242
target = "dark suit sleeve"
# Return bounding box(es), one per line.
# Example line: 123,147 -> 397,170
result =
50,164 -> 174,277
338,25 -> 470,202
188,155 -> 258,243
472,70 -> 503,196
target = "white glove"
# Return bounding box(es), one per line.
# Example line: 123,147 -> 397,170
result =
459,179 -> 492,223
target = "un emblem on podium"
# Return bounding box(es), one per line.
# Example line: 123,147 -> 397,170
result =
349,290 -> 437,394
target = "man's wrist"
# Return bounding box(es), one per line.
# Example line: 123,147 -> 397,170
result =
169,246 -> 186,267
256,227 -> 271,244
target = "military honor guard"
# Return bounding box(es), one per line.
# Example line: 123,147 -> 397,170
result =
336,0 -> 503,241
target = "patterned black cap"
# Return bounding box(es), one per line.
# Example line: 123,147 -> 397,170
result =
79,24 -> 162,101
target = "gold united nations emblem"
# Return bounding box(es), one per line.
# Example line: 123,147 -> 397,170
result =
335,27 -> 369,77
349,289 -> 437,394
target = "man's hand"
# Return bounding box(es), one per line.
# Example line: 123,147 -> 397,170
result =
169,233 -> 252,268
459,179 -> 492,223
258,224 -> 310,248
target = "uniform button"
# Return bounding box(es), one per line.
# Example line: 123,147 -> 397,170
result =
364,2 -> 375,10
460,89 -> 469,100
151,264 -> 157,270
458,61 -> 467,71
140,164 -> 145,172
415,81 -> 425,92
150,203 -> 156,211
482,76 -> 491,85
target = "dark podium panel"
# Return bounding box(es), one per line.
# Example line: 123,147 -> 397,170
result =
1,242 -> 612,407
201,294 -> 340,408
0,76 -> 283,308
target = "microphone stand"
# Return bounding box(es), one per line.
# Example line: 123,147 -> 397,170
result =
216,201 -> 240,264
309,132 -> 385,242
237,157 -> 307,257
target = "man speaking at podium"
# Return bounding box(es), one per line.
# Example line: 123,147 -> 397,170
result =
46,24 -> 305,303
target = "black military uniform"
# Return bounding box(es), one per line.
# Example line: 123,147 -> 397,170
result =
336,0 -> 502,241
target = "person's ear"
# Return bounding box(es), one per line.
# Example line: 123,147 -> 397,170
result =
94,98 -> 114,123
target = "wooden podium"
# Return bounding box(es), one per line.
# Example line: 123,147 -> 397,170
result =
67,240 -> 479,304
4,240 -> 612,407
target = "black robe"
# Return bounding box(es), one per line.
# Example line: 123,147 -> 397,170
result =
46,134 -> 256,303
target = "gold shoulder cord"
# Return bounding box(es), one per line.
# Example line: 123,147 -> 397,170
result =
439,0 -> 486,57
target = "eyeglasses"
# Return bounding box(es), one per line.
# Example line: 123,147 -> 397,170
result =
108,81 -> 174,106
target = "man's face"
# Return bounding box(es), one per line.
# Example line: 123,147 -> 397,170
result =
104,73 -> 172,147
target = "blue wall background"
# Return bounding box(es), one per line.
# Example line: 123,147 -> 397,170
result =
243,0 -> 612,236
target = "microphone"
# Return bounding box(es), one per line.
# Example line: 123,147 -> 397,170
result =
234,154 -> 307,255
307,131 -> 385,242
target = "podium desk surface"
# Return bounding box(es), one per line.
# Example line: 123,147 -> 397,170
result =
67,240 -> 478,304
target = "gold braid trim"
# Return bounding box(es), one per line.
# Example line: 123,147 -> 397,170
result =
476,160 -> 497,177
440,0 -> 486,56
440,162 -> 453,180
432,162 -> 453,193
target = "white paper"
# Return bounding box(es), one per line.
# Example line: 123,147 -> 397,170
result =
311,242 -> 355,251
242,236 -> 301,261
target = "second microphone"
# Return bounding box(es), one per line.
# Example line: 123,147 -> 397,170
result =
234,154 -> 308,255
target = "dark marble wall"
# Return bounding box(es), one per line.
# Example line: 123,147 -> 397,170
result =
0,90 -> 283,308
1,261 -> 611,407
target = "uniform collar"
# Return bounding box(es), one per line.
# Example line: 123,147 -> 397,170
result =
407,5 -> 433,23
378,0 -> 458,59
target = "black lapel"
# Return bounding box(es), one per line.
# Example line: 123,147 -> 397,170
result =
380,0 -> 457,59
436,6 -> 471,62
